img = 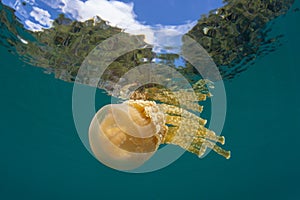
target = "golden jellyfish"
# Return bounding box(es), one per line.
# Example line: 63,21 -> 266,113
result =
89,80 -> 231,170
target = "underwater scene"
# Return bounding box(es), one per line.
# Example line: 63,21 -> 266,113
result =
0,0 -> 300,199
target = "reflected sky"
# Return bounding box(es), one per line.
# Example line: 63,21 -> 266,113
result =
117,0 -> 224,25
2,0 -> 224,53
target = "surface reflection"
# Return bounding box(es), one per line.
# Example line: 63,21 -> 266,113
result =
0,0 -> 296,85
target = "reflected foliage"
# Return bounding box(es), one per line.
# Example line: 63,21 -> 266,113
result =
186,0 -> 295,79
0,0 -> 296,85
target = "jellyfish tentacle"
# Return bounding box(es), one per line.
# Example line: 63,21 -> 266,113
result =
189,139 -> 231,159
193,79 -> 214,94
126,100 -> 230,159
144,87 -> 209,102
200,139 -> 231,159
131,87 -> 206,112
158,104 -> 204,122
165,115 -> 224,144
163,126 -> 209,158
162,119 -> 230,159
165,114 -> 207,126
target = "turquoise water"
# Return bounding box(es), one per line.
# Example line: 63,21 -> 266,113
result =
1,2 -> 300,200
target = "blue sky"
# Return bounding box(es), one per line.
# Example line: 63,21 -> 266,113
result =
2,0 -> 225,52
2,0 -> 224,31
118,0 -> 224,25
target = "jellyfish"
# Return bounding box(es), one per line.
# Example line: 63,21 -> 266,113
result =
89,80 -> 230,170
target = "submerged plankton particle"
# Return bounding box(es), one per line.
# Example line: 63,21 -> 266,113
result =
89,81 -> 230,170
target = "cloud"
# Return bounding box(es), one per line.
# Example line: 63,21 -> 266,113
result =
4,0 -> 198,52
40,0 -> 65,9
152,21 -> 197,53
30,6 -> 53,27
59,0 -> 195,51
59,0 -> 155,44
25,19 -> 45,31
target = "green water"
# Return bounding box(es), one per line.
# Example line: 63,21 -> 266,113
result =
1,4 -> 300,200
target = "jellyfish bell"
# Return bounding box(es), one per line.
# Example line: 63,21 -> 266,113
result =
89,99 -> 231,171
88,100 -> 166,171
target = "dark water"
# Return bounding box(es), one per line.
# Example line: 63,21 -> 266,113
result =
1,2 -> 300,200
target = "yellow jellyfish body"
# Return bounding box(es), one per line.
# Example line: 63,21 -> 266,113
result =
89,96 -> 231,170
89,100 -> 166,170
